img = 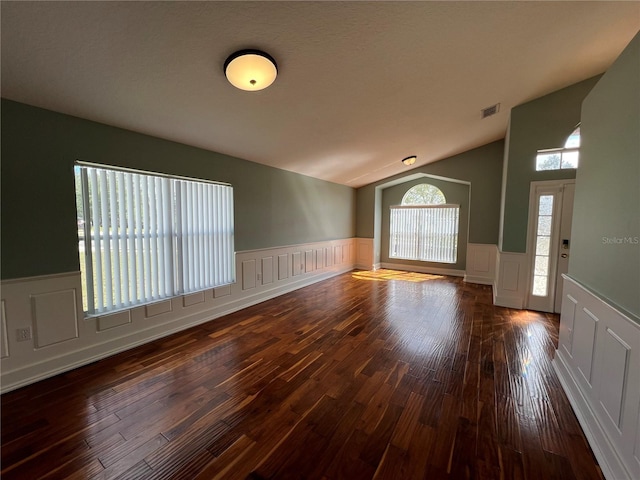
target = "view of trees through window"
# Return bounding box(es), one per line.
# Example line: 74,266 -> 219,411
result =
536,126 -> 580,171
401,183 -> 446,205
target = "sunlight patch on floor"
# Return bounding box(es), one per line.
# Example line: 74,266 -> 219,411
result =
352,269 -> 444,282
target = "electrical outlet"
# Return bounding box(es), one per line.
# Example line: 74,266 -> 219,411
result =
16,327 -> 32,342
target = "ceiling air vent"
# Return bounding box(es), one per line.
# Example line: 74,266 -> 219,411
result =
481,103 -> 500,119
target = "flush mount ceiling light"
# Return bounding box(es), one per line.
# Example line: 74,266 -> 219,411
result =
224,49 -> 278,91
402,156 -> 417,166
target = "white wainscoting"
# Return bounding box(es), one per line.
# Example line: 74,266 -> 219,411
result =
464,243 -> 498,285
0,238 -> 356,393
355,237 -> 375,270
493,250 -> 528,309
553,275 -> 640,480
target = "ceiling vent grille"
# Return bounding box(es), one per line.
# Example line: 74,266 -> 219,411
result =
481,103 -> 500,119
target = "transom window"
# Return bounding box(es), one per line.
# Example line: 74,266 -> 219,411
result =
535,126 -> 580,171
389,184 -> 459,264
75,163 -> 235,315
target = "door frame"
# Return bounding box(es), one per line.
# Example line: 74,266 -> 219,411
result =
525,179 -> 575,312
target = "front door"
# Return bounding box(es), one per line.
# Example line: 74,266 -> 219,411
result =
526,180 -> 575,313
554,183 -> 574,312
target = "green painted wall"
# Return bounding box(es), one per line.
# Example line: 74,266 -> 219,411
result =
356,140 -> 504,245
501,76 -> 600,253
1,99 -> 356,280
569,33 -> 640,322
380,177 -> 469,271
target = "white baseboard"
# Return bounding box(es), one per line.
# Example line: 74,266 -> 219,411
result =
553,351 -> 630,480
493,294 -> 524,309
463,275 -> 494,286
380,262 -> 464,277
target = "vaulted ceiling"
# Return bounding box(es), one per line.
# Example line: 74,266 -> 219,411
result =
2,2 -> 638,187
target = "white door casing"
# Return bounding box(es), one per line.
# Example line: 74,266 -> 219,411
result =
554,183 -> 575,312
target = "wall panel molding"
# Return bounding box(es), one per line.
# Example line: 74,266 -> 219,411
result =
0,238 -> 356,392
464,243 -> 497,285
355,238 -> 374,270
493,250 -> 528,309
553,275 -> 640,480
1,300 -> 9,358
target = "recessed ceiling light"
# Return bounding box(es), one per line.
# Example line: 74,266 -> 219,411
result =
224,49 -> 278,91
402,156 -> 417,166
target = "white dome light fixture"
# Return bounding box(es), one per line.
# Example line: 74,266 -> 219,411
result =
224,49 -> 278,91
402,155 -> 417,166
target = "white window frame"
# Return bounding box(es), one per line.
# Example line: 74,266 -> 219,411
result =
76,162 -> 235,315
535,147 -> 579,171
389,204 -> 460,264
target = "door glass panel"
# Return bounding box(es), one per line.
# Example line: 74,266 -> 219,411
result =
534,255 -> 549,275
532,275 -> 548,296
538,196 -> 553,215
536,236 -> 550,256
532,194 -> 554,297
537,216 -> 551,236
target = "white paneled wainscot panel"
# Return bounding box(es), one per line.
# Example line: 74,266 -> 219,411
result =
261,257 -> 274,285
493,251 -> 528,309
1,300 -> 9,358
356,238 -> 375,270
553,275 -> 640,480
559,294 -> 577,357
464,243 -> 497,285
0,238 -> 356,392
242,259 -> 257,290
305,250 -> 314,273
278,254 -> 289,280
31,289 -> 79,348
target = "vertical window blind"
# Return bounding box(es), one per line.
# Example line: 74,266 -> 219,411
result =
76,164 -> 234,315
389,205 -> 459,264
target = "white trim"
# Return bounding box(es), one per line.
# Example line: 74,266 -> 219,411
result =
553,351 -> 627,480
493,250 -> 528,309
380,262 -> 464,277
1,270 -> 81,285
463,275 -> 494,286
0,238 -> 357,393
355,237 -> 375,270
464,243 -> 497,285
554,275 -> 640,480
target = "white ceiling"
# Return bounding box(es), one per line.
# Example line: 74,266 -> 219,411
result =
2,2 -> 639,187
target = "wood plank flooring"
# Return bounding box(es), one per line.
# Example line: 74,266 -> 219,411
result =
1,270 -> 603,479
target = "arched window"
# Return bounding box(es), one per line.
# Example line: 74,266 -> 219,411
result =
390,183 -> 459,264
401,184 -> 446,205
535,125 -> 580,171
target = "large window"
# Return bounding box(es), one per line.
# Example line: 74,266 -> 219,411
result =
535,126 -> 580,171
75,163 -> 234,315
389,184 -> 459,264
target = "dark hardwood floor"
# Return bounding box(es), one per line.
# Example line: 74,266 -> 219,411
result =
1,270 -> 602,479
